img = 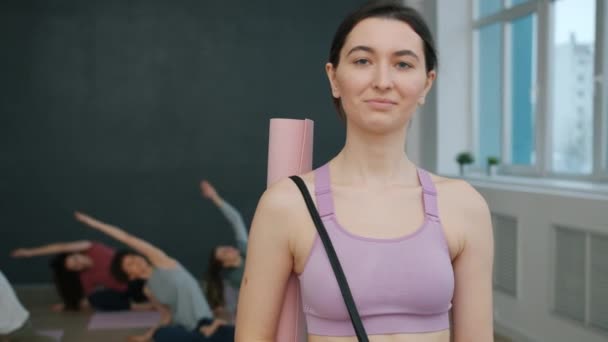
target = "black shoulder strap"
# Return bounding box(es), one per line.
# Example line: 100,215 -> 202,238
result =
289,175 -> 369,342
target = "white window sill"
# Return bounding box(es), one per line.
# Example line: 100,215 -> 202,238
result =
442,172 -> 608,200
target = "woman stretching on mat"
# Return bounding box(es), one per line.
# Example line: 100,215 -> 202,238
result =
236,1 -> 493,341
11,239 -> 149,313
199,180 -> 247,320
73,211 -> 234,342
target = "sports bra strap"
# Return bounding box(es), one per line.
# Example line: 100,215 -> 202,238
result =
315,164 -> 335,218
416,168 -> 440,221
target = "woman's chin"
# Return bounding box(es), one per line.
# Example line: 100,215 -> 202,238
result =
356,116 -> 406,135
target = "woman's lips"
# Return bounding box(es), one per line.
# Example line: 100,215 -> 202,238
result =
365,98 -> 397,110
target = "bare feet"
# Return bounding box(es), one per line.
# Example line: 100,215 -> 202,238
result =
127,334 -> 150,342
199,319 -> 228,337
130,302 -> 155,311
51,303 -> 65,312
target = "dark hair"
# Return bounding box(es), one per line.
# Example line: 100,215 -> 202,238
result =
204,247 -> 225,309
329,0 -> 438,119
110,249 -> 141,283
50,253 -> 84,311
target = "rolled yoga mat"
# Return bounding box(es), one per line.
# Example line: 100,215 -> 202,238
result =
87,311 -> 161,330
267,118 -> 313,342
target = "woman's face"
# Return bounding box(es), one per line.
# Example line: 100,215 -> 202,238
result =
64,253 -> 90,272
215,245 -> 241,267
121,254 -> 150,280
327,18 -> 435,134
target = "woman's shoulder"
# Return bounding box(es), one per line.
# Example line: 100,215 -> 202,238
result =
257,171 -> 315,214
250,171 -> 317,245
430,173 -> 491,236
429,173 -> 491,231
430,173 -> 488,211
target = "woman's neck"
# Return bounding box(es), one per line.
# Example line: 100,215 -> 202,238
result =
140,266 -> 154,279
334,122 -> 417,186
82,256 -> 94,269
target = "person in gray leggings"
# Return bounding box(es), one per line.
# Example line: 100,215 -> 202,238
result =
0,271 -> 56,342
73,212 -> 234,342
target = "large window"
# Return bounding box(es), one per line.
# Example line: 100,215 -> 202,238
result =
550,0 -> 595,174
473,0 -> 607,181
477,23 -> 502,166
477,0 -> 502,18
508,14 -> 536,166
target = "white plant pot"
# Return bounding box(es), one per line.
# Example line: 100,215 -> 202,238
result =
488,165 -> 498,176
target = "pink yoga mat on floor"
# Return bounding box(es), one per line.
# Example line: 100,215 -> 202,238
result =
268,118 -> 313,341
38,329 -> 63,341
87,311 -> 161,330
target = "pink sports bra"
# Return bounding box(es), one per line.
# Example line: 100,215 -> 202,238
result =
298,164 -> 454,336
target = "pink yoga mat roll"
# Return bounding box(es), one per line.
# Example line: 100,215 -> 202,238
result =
267,118 -> 313,341
267,118 -> 314,187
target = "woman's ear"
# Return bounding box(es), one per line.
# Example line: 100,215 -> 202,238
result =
421,70 -> 436,99
326,62 -> 340,98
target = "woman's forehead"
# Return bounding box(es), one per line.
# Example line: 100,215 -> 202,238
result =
342,17 -> 424,55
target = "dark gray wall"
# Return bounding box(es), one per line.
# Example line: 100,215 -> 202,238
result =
0,0 -> 365,283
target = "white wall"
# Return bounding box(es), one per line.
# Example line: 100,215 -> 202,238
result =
435,0 -> 473,175
472,180 -> 608,342
405,0 -> 439,171
404,0 -> 424,165
406,0 -> 473,174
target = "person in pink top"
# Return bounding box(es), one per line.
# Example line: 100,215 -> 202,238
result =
12,214 -> 150,312
235,1 -> 494,341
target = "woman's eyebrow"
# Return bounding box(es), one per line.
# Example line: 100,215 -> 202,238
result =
346,45 -> 420,61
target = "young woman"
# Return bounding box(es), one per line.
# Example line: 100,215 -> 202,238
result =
11,240 -> 148,312
200,180 -> 247,319
235,1 -> 494,341
73,211 -> 234,342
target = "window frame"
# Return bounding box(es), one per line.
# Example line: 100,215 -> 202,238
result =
472,0 -> 608,182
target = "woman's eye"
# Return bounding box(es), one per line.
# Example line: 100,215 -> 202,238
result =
396,62 -> 412,69
354,59 -> 370,65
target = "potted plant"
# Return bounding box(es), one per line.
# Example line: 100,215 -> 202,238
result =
487,156 -> 500,176
456,152 -> 474,176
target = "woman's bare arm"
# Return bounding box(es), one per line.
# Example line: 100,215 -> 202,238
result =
201,180 -> 248,249
235,180 -> 299,341
74,211 -> 173,268
449,182 -> 494,342
11,240 -> 91,258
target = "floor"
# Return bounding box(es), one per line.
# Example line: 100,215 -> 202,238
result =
16,285 -> 513,342
16,286 -> 149,342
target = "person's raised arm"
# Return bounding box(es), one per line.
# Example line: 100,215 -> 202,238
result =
11,240 -> 91,258
200,180 -> 223,207
235,180 -> 299,341
201,180 -> 248,249
74,211 -> 173,268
